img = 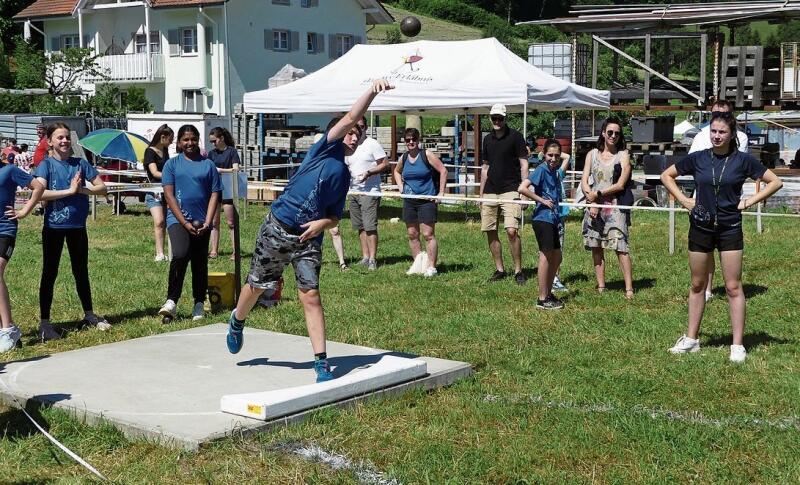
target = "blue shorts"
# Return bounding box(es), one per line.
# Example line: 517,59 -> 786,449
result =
145,193 -> 165,210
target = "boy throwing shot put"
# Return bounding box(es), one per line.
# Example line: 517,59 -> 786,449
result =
226,79 -> 393,382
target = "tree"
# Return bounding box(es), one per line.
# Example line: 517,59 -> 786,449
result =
12,37 -> 45,90
45,47 -> 107,95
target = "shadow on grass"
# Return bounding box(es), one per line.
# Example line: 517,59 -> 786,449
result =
709,284 -> 768,299
606,277 -> 656,291
236,351 -> 418,379
375,254 -> 412,267
704,331 -> 793,350
561,272 -> 589,285
437,262 -> 475,274
0,393 -> 72,442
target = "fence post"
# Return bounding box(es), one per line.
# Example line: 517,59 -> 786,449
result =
756,179 -> 763,233
669,193 -> 675,254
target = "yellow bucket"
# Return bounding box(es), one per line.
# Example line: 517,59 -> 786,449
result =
207,272 -> 235,311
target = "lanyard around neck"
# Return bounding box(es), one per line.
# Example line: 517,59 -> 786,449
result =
711,154 -> 730,198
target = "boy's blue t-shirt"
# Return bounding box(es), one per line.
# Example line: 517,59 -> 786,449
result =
161,154 -> 222,228
270,132 -> 350,243
33,156 -> 99,229
528,163 -> 563,225
675,149 -> 767,227
0,164 -> 34,237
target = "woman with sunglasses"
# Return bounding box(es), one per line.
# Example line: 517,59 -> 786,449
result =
207,127 -> 241,260
662,112 -> 782,363
393,128 -> 448,277
580,117 -> 635,298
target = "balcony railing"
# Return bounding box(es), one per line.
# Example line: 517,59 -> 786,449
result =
84,53 -> 165,83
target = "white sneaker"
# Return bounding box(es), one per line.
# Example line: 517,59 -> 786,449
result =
423,267 -> 438,278
0,326 -> 21,353
85,312 -> 112,331
154,254 -> 168,262
705,291 -> 713,302
668,335 -> 700,354
730,345 -> 747,363
552,276 -> 568,292
191,302 -> 204,321
159,299 -> 177,318
39,320 -> 62,341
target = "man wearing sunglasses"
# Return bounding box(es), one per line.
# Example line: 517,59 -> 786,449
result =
480,104 -> 529,285
688,99 -> 748,302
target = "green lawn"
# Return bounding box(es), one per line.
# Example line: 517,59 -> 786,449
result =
1,200 -> 799,483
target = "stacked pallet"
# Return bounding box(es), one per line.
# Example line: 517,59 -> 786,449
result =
263,128 -> 316,152
295,135 -> 319,152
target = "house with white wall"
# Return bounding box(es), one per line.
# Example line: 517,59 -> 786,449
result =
14,0 -> 393,117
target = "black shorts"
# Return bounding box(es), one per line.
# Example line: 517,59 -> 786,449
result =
688,222 -> 744,253
221,199 -> 234,205
402,199 -> 437,224
0,236 -> 15,261
532,221 -> 561,251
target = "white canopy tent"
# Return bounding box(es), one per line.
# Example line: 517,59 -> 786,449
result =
244,38 -> 609,115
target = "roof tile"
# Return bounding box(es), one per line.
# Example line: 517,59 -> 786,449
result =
14,0 -> 227,20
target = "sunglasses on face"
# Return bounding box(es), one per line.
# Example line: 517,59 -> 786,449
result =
606,130 -> 621,137
404,138 -> 418,143
490,116 -> 505,122
711,111 -> 734,119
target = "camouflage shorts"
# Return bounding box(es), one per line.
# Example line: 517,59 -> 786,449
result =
247,213 -> 322,291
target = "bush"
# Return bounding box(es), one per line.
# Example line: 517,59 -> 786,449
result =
0,92 -> 31,113
384,26 -> 402,45
12,37 -> 45,90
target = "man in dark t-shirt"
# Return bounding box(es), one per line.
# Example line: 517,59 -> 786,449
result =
480,104 -> 528,285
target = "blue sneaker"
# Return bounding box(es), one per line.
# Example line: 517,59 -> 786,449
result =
314,358 -> 333,383
226,311 -> 244,354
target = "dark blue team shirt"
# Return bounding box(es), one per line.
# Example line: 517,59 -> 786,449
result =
208,146 -> 241,170
34,156 -> 99,229
401,152 -> 437,196
161,154 -> 222,228
0,165 -> 34,237
270,132 -> 350,243
675,149 -> 767,227
528,163 -> 562,225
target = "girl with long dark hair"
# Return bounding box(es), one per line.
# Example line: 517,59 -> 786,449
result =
662,112 -> 783,363
207,127 -> 240,260
145,124 -> 174,262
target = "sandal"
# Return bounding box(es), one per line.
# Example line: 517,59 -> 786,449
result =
625,289 -> 634,300
339,263 -> 348,270
208,252 -> 218,259
596,286 -> 606,293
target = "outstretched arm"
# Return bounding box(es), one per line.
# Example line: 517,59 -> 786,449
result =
328,79 -> 393,141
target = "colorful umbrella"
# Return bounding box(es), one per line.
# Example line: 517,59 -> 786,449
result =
78,128 -> 150,163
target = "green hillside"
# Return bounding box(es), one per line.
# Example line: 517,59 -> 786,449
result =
367,5 -> 483,44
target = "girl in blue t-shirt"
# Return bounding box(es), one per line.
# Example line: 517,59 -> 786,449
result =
158,125 -> 222,322
518,140 -> 567,310
33,123 -> 110,341
0,166 -> 44,352
662,112 -> 783,363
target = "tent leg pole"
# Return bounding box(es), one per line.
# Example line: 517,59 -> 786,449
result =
523,103 -> 527,140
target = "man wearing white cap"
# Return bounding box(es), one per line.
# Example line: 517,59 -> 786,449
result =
480,104 -> 529,285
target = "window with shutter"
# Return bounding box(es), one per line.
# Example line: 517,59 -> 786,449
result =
168,29 -> 180,56
273,30 -> 289,51
264,29 -> 274,50
181,27 -> 198,55
301,0 -> 319,6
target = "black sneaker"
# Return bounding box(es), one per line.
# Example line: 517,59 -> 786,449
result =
514,272 -> 527,286
536,297 -> 564,310
488,270 -> 507,282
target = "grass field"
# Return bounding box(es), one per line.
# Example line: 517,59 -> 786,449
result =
367,5 -> 483,44
1,199 -> 799,483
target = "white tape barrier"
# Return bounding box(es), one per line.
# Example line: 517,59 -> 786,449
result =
0,377 -> 107,481
251,183 -> 800,219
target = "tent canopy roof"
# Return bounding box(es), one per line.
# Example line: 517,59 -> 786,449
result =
243,38 -> 609,115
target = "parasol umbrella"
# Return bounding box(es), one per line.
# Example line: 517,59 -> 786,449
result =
78,128 -> 150,163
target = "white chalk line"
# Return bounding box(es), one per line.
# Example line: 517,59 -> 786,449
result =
0,374 -> 107,481
482,394 -> 800,431
273,441 -> 400,485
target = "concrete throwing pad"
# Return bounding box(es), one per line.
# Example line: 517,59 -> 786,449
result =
0,324 -> 471,450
